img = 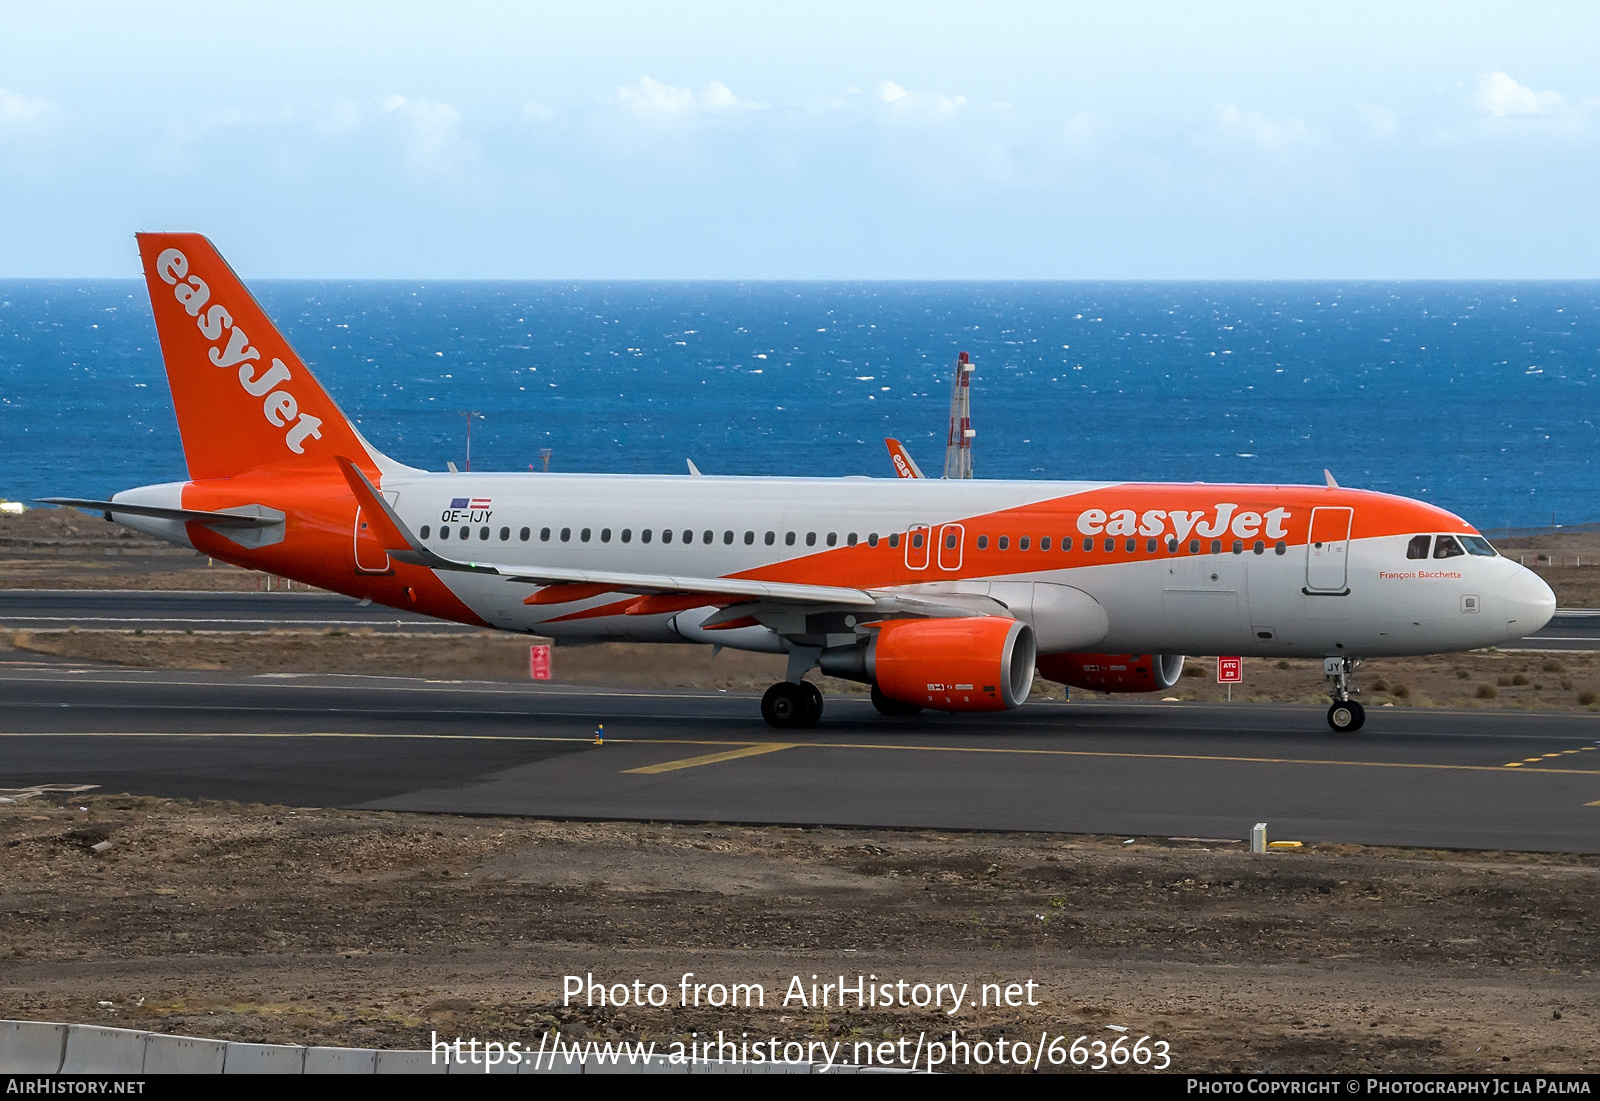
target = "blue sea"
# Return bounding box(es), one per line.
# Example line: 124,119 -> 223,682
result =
2,280 -> 1598,531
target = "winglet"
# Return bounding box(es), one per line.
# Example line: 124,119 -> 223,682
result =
1324,468 -> 1339,488
885,438 -> 924,479
334,455 -> 495,574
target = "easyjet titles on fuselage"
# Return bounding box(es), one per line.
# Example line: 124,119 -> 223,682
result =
1075,504 -> 1292,542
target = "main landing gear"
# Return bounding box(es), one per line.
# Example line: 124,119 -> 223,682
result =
761,681 -> 823,729
1323,655 -> 1365,732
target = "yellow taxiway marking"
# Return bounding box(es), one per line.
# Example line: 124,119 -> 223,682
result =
1587,800 -> 1600,807
2,732 -> 1598,777
623,743 -> 797,775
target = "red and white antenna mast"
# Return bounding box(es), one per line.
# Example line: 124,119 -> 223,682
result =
941,351 -> 974,479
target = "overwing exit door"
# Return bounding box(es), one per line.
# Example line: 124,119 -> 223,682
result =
1305,507 -> 1353,593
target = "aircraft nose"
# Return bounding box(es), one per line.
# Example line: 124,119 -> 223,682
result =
1504,565 -> 1556,640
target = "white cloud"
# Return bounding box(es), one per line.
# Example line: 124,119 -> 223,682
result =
0,86 -> 52,125
1475,72 -> 1566,118
616,76 -> 764,119
381,95 -> 474,175
877,80 -> 966,115
1356,102 -> 1397,139
1212,104 -> 1320,150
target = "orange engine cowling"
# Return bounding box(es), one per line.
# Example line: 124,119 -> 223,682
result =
871,617 -> 1036,712
1036,652 -> 1185,693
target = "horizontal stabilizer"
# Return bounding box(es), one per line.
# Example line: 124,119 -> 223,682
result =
35,498 -> 281,528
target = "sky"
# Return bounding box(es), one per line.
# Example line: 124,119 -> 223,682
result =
1,2 -> 1598,279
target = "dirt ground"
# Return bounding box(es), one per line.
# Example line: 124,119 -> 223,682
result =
9,630 -> 1600,715
0,794 -> 1593,1073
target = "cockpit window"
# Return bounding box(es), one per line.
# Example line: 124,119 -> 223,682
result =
1406,535 -> 1431,560
1433,534 -> 1466,559
1461,535 -> 1498,557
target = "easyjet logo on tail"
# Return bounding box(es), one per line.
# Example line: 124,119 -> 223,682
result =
155,248 -> 324,456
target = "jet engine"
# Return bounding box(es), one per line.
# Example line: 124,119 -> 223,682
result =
1035,652 -> 1185,693
820,616 -> 1036,712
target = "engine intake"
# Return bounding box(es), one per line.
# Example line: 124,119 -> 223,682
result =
1035,652 -> 1185,693
822,616 -> 1035,712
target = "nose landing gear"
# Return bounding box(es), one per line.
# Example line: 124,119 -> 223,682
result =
1323,656 -> 1365,731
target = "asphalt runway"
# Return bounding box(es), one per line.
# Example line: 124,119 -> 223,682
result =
2,664 -> 1596,851
0,589 -> 475,634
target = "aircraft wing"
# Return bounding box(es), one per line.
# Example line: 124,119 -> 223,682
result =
334,456 -> 877,609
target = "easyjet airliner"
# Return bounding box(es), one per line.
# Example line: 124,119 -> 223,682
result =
44,234 -> 1556,732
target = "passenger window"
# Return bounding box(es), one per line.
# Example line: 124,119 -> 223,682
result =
600,528 -> 611,543
765,531 -> 775,546
1084,538 -> 1094,552
1062,537 -> 1072,552
1406,535 -> 1431,560
1274,540 -> 1286,555
479,526 -> 490,541
806,532 -> 817,546
519,527 -> 530,541
1253,540 -> 1264,555
1231,540 -> 1243,554
1040,536 -> 1051,551
1104,538 -> 1115,552
703,530 -> 713,544
420,525 -> 431,539
1434,535 -> 1466,559
661,529 -> 672,544
1019,536 -> 1030,551
743,531 -> 754,545
581,528 -> 591,542
459,526 -> 469,540
1146,538 -> 1157,553
641,529 -> 652,544
867,533 -> 879,548
540,527 -> 551,541
977,535 -> 989,549
887,533 -> 899,548
499,526 -> 510,541
1166,538 -> 1177,553
1211,540 -> 1222,554
621,529 -> 632,543
1189,539 -> 1200,553
723,530 -> 734,545
847,533 -> 858,546
1126,538 -> 1136,552
912,532 -> 925,549
945,532 -> 957,549
998,536 -> 1009,550
785,532 -> 796,546
560,527 -> 571,542
1462,535 -> 1498,557
827,533 -> 838,547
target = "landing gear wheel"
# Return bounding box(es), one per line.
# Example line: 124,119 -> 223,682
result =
871,684 -> 924,717
762,682 -> 817,729
800,681 -> 823,727
1327,700 -> 1366,732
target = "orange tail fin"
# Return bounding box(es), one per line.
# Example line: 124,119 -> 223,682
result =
136,233 -> 375,480
884,438 -> 924,479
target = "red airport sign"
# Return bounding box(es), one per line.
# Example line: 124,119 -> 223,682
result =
530,644 -> 551,680
1217,656 -> 1242,684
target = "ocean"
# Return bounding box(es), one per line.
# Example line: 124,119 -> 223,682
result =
2,280 -> 1597,530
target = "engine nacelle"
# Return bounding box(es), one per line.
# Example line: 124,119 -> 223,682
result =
1036,652 -> 1185,693
861,616 -> 1037,712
